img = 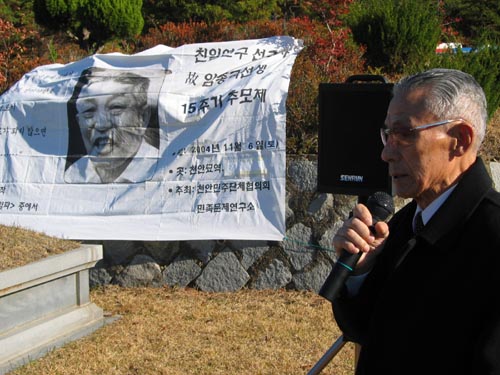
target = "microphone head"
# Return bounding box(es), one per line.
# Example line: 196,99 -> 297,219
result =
367,191 -> 395,222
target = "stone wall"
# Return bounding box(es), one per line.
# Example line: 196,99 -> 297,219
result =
89,157 -> 500,293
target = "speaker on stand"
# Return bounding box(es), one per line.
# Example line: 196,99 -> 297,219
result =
317,74 -> 393,198
309,75 -> 394,375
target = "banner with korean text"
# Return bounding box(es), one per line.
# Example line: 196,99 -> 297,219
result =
0,36 -> 303,240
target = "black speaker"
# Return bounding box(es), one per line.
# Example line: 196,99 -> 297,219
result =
317,75 -> 393,197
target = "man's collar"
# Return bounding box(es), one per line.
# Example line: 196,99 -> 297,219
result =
416,185 -> 457,226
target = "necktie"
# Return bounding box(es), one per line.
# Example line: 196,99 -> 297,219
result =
414,211 -> 424,234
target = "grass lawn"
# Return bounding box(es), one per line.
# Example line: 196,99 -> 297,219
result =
8,286 -> 356,375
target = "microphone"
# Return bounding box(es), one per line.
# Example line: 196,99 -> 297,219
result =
319,191 -> 394,302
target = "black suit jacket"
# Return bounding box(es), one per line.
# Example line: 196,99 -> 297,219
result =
333,158 -> 500,375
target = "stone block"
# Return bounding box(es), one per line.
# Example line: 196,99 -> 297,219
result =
195,252 -> 249,292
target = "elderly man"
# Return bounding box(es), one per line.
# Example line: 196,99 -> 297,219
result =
65,67 -> 161,183
332,68 -> 500,374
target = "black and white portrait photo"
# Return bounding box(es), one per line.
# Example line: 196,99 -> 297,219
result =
65,67 -> 168,183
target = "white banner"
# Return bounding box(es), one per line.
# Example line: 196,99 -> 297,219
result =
0,36 -> 303,240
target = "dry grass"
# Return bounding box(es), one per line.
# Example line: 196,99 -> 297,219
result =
0,224 -> 80,272
2,225 -> 356,374
0,223 -> 354,374
9,286 -> 355,375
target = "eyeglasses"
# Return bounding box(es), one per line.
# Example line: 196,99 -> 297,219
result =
380,118 -> 463,146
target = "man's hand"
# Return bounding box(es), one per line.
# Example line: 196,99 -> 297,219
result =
333,203 -> 390,274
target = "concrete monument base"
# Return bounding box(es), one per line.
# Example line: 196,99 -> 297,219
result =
0,245 -> 104,374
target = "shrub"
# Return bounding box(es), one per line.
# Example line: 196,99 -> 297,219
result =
430,36 -> 500,119
345,0 -> 441,73
283,18 -> 365,154
33,0 -> 144,51
0,18 -> 49,94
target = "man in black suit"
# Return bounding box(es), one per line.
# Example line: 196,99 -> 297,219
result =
332,68 -> 500,374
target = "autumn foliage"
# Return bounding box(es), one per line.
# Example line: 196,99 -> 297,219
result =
0,19 -> 45,92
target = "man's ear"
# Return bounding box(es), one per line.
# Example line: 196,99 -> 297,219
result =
449,121 -> 474,156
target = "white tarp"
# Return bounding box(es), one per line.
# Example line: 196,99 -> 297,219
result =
0,36 -> 303,240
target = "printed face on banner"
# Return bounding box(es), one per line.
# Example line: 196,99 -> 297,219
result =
65,68 -> 165,184
77,75 -> 147,160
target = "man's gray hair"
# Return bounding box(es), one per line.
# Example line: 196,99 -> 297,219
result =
394,68 -> 488,150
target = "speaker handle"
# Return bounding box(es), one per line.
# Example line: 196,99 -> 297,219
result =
345,74 -> 389,84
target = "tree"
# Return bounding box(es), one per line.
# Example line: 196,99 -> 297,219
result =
433,35 -> 500,120
1,0 -> 27,24
142,0 -> 281,28
443,0 -> 500,42
345,0 -> 441,73
33,0 -> 144,51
